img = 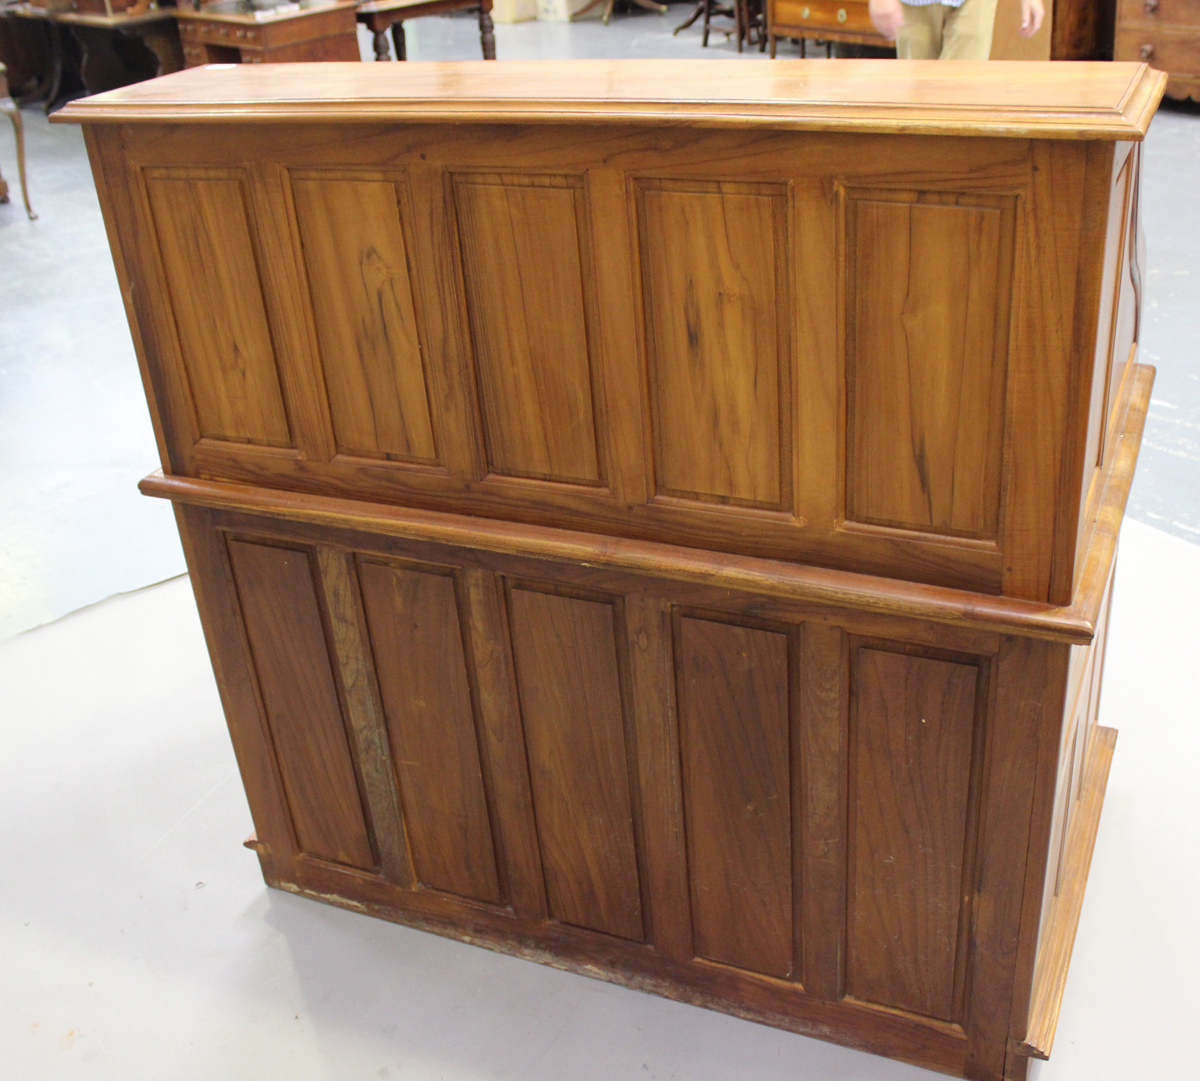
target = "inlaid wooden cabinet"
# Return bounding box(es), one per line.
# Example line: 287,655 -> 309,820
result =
58,61 -> 1164,1081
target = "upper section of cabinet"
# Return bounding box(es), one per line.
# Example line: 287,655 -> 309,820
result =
62,63 -> 1165,605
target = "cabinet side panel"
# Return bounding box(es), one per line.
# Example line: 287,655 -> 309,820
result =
639,182 -> 789,509
144,174 -> 292,447
358,560 -> 502,903
508,587 -> 644,940
676,616 -> 794,979
227,539 -> 374,869
847,647 -> 978,1022
453,176 -> 602,485
846,193 -> 1011,539
291,175 -> 438,463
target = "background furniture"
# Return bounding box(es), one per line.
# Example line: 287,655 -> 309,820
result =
57,9 -> 181,90
60,59 -> 1164,1081
0,60 -> 34,216
1114,0 -> 1199,102
355,0 -> 494,61
177,1 -> 358,66
676,0 -> 764,51
768,0 -> 888,56
572,0 -> 665,25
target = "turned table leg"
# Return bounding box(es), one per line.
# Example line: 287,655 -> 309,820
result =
372,26 -> 391,60
478,4 -> 495,59
391,21 -> 407,60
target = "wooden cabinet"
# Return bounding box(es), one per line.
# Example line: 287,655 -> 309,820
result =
57,61 -> 1164,1081
176,2 -> 359,67
1115,0 -> 1200,101
768,0 -> 890,54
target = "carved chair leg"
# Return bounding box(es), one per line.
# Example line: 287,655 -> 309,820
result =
673,0 -> 705,33
478,5 -> 495,59
372,27 -> 391,61
391,21 -> 407,61
0,99 -> 35,220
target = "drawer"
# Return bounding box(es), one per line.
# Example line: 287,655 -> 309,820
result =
1117,0 -> 1200,27
1115,27 -> 1200,73
773,0 -> 875,34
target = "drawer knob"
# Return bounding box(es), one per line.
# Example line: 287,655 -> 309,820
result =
1140,42 -> 1155,59
837,6 -> 847,19
1143,0 -> 1158,11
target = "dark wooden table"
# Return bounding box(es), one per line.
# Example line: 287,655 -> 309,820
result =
355,0 -> 493,61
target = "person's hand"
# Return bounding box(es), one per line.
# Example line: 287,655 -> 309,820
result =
868,0 -> 904,40
1019,0 -> 1044,36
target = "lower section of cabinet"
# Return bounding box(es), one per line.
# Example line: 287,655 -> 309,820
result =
162,486 -> 1118,1081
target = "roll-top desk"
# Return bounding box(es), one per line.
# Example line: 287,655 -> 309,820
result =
58,61 -> 1165,1081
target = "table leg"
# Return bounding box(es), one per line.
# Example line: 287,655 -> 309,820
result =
673,0 -> 705,33
629,0 -> 668,12
372,26 -> 391,61
478,5 -> 495,59
391,21 -> 407,60
0,96 -> 35,219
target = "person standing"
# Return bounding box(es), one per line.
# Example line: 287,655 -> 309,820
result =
868,0 -> 1044,59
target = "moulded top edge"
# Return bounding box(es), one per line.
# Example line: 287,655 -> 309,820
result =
53,59 -> 1167,141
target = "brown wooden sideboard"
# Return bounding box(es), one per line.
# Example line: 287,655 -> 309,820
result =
57,60 -> 1164,1081
1114,0 -> 1200,102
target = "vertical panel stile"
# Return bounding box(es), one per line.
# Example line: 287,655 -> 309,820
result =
799,623 -> 849,1000
314,547 -> 413,886
458,566 -> 547,921
625,592 -> 692,962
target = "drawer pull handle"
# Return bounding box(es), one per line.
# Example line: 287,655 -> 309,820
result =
1140,43 -> 1155,59
801,4 -> 809,14
1143,0 -> 1157,11
837,6 -> 847,19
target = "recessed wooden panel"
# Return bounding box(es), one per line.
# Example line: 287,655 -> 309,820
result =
145,173 -> 291,448
507,587 -> 643,940
639,181 -> 789,509
227,539 -> 373,869
847,647 -> 979,1022
291,174 -> 437,463
453,175 -> 602,485
846,191 -> 1014,539
676,616 -> 794,978
357,560 -> 501,902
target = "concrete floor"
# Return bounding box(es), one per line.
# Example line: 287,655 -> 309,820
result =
2,517 -> 1197,1081
2,20 -> 1198,639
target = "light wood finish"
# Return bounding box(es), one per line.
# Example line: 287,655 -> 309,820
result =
0,63 -> 35,219
768,0 -> 892,57
55,59 -> 1164,138
63,66 -> 1161,1081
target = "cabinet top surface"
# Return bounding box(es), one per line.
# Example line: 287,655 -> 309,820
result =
55,59 -> 1165,139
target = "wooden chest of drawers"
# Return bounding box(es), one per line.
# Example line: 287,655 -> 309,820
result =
176,1 -> 359,66
1115,0 -> 1200,100
768,0 -> 887,51
57,61 -> 1165,1081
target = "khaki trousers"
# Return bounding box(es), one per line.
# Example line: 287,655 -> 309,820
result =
897,0 -> 1000,59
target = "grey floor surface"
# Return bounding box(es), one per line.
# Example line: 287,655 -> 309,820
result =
2,18 -> 1199,640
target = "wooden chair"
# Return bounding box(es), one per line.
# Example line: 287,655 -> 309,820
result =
674,0 -> 764,51
0,62 -> 36,220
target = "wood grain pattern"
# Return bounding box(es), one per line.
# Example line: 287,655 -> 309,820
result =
847,646 -> 979,1021
846,191 -> 1013,539
144,172 -> 291,447
507,586 -> 644,939
291,173 -> 437,463
358,559 -> 502,902
677,616 -> 794,978
454,174 -> 602,485
54,60 -> 1167,140
227,538 -> 374,869
640,181 -> 789,508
